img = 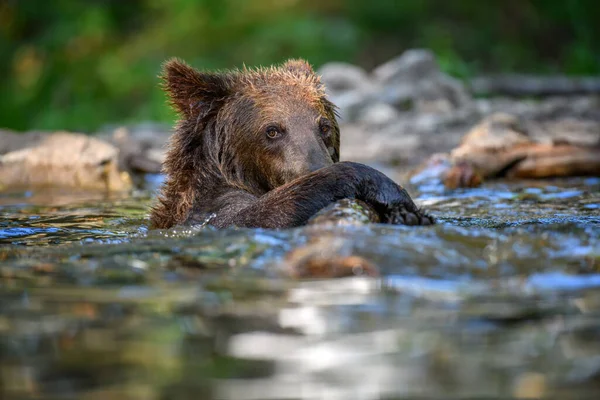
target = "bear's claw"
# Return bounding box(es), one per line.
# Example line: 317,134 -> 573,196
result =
384,207 -> 435,226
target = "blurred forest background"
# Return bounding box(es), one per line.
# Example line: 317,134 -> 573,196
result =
1,0 -> 599,132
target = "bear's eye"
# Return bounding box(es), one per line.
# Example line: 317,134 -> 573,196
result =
265,125 -> 282,140
319,120 -> 332,137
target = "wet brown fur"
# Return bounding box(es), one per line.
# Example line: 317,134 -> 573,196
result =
150,58 -> 432,229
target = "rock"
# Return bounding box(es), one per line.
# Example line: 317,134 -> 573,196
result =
475,96 -> 600,121
285,196 -> 433,279
414,77 -> 471,114
98,123 -> 170,174
505,144 -> 600,179
317,50 -> 479,166
318,62 -> 373,93
286,250 -> 379,279
443,161 -> 483,189
407,153 -> 454,186
327,90 -> 373,123
318,63 -> 376,124
109,127 -> 164,174
0,129 -> 42,154
340,123 -> 422,165
339,106 -> 479,170
357,102 -> 400,126
284,232 -> 379,279
513,372 -> 547,399
279,198 -> 383,279
407,153 -> 483,190
372,49 -> 472,113
408,112 -> 600,188
372,49 -> 439,83
321,52 -> 599,175
528,118 -> 600,147
0,130 -> 132,192
451,112 -> 600,179
308,199 -> 380,226
470,74 -> 600,97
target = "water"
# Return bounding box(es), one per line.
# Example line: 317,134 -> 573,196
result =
0,177 -> 598,399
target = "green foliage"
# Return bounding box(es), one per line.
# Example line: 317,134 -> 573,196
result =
1,0 -> 598,132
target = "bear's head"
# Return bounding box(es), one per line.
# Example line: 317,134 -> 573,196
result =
161,58 -> 340,196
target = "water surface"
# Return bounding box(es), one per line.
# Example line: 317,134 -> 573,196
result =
0,177 -> 598,399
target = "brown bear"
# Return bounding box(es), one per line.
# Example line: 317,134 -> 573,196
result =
149,58 -> 433,229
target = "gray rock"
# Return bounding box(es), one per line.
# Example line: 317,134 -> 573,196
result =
372,49 -> 439,83
318,62 -> 377,124
470,74 -> 600,97
371,49 -> 472,113
340,123 -> 422,165
474,96 -> 600,121
357,102 -> 400,126
98,123 -> 170,174
317,62 -> 373,94
325,90 -> 373,124
318,50 -> 474,135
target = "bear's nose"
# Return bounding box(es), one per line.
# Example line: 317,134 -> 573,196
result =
306,146 -> 333,172
287,127 -> 334,176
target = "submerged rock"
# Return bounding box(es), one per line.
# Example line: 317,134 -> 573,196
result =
308,199 -> 380,226
0,130 -> 132,192
287,211 -> 381,279
285,244 -> 380,279
285,198 -> 433,279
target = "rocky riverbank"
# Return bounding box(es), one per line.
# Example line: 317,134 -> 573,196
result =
1,49 -> 598,192
319,49 -> 599,185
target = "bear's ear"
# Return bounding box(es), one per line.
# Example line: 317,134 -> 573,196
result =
282,59 -> 315,78
161,58 -> 232,118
